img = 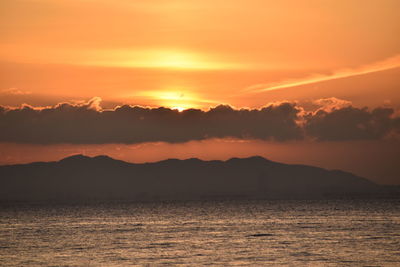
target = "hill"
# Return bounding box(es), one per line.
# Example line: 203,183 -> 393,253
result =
0,155 -> 394,202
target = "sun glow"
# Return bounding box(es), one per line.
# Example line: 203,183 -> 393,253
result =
81,49 -> 241,70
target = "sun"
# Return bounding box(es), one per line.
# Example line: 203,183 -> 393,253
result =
130,90 -> 200,110
171,106 -> 187,112
156,91 -> 195,111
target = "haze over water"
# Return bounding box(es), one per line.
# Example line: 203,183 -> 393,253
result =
1,199 -> 399,266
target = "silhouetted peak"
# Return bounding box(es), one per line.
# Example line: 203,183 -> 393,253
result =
246,156 -> 270,161
157,158 -> 182,164
227,156 -> 270,164
58,154 -> 128,165
93,155 -> 114,161
59,154 -> 91,162
184,158 -> 202,163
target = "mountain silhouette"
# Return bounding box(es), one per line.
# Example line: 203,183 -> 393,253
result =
0,155 -> 394,202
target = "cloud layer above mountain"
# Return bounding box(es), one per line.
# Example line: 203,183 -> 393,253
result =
0,97 -> 399,144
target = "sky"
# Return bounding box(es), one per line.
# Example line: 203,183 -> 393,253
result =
0,0 -> 399,184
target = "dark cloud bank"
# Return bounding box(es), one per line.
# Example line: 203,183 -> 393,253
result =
0,98 -> 399,144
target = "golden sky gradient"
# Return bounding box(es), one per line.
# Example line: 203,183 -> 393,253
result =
1,0 -> 399,109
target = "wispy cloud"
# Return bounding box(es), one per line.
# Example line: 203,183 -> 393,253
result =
244,54 -> 400,93
0,88 -> 31,96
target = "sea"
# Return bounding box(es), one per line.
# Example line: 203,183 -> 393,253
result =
1,199 -> 399,266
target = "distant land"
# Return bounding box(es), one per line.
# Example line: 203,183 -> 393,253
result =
0,155 -> 398,202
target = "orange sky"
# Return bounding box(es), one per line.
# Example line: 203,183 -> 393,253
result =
1,0 -> 399,109
1,0 -> 400,184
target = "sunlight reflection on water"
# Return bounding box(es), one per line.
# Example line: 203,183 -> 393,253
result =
1,199 -> 399,266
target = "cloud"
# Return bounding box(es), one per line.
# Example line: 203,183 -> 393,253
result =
305,106 -> 400,141
0,97 -> 399,144
0,98 -> 303,144
312,97 -> 352,113
245,54 -> 400,93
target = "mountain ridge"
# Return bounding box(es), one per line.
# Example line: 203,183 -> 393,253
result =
0,155 -> 397,202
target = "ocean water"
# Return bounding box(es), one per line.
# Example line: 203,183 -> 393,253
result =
1,199 -> 399,266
